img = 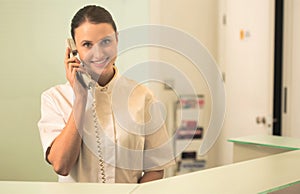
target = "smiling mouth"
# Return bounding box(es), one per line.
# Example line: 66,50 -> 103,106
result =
90,57 -> 109,67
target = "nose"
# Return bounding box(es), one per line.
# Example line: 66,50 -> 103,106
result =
92,44 -> 105,60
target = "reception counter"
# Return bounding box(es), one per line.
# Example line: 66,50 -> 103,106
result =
134,150 -> 300,194
1,149 -> 300,194
0,181 -> 137,194
228,135 -> 300,162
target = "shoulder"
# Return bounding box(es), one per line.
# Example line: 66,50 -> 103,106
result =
117,75 -> 154,100
41,82 -> 73,102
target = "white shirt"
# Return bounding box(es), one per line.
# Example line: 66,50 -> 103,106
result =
38,68 -> 175,183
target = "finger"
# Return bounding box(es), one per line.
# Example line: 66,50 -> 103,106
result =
71,66 -> 88,79
66,59 -> 80,70
71,67 -> 84,86
71,66 -> 78,77
69,65 -> 80,82
66,56 -> 79,63
68,62 -> 80,72
66,56 -> 80,69
76,67 -> 86,73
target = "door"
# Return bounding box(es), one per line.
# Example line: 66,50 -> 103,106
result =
282,0 -> 300,137
216,0 -> 275,165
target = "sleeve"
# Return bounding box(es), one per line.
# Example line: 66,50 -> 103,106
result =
143,95 -> 176,172
37,91 -> 66,161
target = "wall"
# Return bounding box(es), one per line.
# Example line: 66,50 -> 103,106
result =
149,0 -> 218,169
0,0 -> 150,181
282,0 -> 300,137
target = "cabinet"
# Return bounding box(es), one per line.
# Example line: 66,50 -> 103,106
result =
174,95 -> 207,175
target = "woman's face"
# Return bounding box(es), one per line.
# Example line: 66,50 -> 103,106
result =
74,22 -> 117,79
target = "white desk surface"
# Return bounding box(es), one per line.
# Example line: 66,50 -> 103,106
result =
134,150 -> 300,194
228,135 -> 300,150
0,181 -> 138,194
1,150 -> 300,194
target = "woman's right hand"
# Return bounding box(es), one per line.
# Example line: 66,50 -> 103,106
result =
64,47 -> 81,87
64,47 -> 88,101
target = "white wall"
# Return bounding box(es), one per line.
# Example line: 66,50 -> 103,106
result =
282,0 -> 300,137
149,0 -> 218,168
150,0 -> 218,58
0,0 -> 150,181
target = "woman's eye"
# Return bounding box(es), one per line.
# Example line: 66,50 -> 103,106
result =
82,42 -> 92,48
101,38 -> 112,46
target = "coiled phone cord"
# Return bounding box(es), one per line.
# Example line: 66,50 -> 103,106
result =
92,97 -> 106,183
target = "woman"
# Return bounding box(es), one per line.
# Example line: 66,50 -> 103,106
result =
38,5 -> 174,183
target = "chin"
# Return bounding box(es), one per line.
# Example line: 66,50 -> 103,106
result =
90,64 -> 114,80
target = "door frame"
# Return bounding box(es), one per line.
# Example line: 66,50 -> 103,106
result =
273,0 -> 284,136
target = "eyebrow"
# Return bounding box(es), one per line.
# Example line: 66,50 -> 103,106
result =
79,33 -> 115,45
80,40 -> 92,45
98,35 -> 114,42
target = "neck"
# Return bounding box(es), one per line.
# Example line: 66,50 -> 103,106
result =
97,67 -> 115,87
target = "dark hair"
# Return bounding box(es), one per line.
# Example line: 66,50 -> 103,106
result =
71,5 -> 117,40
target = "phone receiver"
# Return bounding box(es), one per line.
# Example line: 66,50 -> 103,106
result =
67,38 -> 94,89
76,71 -> 94,89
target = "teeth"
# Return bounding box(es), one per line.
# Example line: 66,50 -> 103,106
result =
92,58 -> 107,64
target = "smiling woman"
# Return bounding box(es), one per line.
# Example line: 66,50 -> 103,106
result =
71,6 -> 118,86
0,0 -> 157,182
0,0 -> 218,182
75,23 -> 118,85
37,5 -> 175,183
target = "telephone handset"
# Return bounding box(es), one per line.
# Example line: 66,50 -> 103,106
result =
67,38 -> 94,89
67,38 -> 106,183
